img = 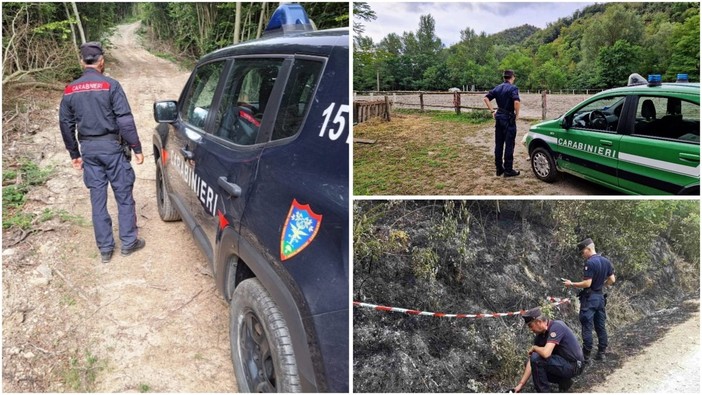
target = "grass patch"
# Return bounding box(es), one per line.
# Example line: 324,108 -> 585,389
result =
138,383 -> 151,393
2,160 -> 54,229
396,108 -> 493,124
2,160 -> 86,230
63,350 -> 105,391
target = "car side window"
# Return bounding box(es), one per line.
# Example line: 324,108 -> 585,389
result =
272,59 -> 324,141
571,95 -> 626,133
214,58 -> 284,145
181,61 -> 225,129
633,96 -> 700,143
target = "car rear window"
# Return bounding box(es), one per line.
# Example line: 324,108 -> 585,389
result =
633,96 -> 700,143
272,59 -> 324,141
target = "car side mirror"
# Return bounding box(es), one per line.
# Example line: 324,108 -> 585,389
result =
561,115 -> 573,130
154,101 -> 178,123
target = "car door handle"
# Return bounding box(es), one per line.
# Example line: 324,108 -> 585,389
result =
679,153 -> 700,163
180,147 -> 194,160
218,176 -> 242,198
599,140 -> 613,146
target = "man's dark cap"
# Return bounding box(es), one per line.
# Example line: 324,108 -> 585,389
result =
522,307 -> 541,324
503,69 -> 515,78
577,238 -> 593,251
80,41 -> 104,62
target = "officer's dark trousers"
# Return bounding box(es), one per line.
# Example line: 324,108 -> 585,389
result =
81,141 -> 138,254
579,293 -> 608,353
494,115 -> 517,172
530,353 -> 577,393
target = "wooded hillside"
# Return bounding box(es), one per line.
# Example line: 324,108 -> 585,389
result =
354,2 -> 700,91
353,200 -> 699,392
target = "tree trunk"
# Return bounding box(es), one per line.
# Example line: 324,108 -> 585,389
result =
63,2 -> 80,63
70,2 -> 86,43
256,2 -> 266,38
233,2 -> 241,44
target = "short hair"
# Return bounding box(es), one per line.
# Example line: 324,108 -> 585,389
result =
82,55 -> 103,65
503,69 -> 515,81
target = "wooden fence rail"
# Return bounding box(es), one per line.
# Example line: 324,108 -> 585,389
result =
354,97 -> 391,124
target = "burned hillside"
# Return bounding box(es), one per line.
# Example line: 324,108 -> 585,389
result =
353,200 -> 699,392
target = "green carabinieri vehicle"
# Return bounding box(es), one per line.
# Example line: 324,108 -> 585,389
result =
524,73 -> 699,195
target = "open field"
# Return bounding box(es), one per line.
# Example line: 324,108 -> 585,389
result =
353,110 -> 615,196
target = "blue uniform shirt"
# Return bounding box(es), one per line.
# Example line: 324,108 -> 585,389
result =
534,320 -> 584,363
59,68 -> 141,159
583,254 -> 615,292
485,82 -> 520,114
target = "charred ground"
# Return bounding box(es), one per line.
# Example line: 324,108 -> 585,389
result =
353,200 -> 699,393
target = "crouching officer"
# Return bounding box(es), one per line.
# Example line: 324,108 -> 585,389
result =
483,69 -> 521,177
59,41 -> 145,263
563,238 -> 615,362
513,308 -> 584,393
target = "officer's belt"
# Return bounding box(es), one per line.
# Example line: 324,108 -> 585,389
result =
79,133 -> 119,142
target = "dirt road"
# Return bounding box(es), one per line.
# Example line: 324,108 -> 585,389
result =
3,22 -> 237,392
589,309 -> 700,393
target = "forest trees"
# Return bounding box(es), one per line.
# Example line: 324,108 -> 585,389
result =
354,2 -> 700,92
2,2 -> 134,85
2,2 -> 349,86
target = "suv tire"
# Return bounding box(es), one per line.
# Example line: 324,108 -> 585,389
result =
156,164 -> 180,221
531,147 -> 558,183
230,278 -> 301,393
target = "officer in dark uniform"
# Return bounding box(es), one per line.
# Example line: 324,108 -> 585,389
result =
563,238 -> 616,362
513,308 -> 584,393
483,69 -> 521,177
59,42 -> 146,263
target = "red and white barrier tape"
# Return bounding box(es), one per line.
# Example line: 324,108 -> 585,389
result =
353,296 -> 570,318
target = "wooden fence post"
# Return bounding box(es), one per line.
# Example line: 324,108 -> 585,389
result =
384,96 -> 391,121
541,90 -> 548,120
419,92 -> 424,112
453,92 -> 461,115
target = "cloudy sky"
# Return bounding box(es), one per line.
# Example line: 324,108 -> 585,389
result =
362,2 -> 596,46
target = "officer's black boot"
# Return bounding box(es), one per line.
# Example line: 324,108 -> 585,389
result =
583,348 -> 591,364
558,378 -> 573,392
595,348 -> 606,361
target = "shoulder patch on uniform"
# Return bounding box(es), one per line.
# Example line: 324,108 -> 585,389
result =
280,199 -> 322,261
550,332 -> 557,338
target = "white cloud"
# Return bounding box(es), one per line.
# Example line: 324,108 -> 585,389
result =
363,2 -> 594,46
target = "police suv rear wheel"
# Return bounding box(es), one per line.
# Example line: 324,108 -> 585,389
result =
230,278 -> 301,393
156,164 -> 180,221
531,147 -> 558,182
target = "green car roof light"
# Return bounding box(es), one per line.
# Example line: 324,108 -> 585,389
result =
264,4 -> 315,37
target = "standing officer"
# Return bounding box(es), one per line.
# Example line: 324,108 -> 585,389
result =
562,238 -> 616,362
483,69 -> 521,177
59,42 -> 146,263
513,308 -> 584,393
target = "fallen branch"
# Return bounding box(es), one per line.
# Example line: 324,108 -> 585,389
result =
7,227 -> 55,247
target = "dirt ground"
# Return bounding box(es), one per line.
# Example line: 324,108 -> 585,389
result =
579,299 -> 700,393
353,114 -> 614,196
3,22 -> 237,392
590,306 -> 700,393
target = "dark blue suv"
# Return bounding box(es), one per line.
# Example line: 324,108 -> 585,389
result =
152,5 -> 349,392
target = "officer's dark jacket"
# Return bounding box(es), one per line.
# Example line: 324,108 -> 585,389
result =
485,82 -> 520,114
59,68 -> 141,159
583,254 -> 615,292
534,320 -> 584,363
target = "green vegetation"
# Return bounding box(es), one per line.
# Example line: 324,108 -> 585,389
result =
2,3 -> 348,85
63,350 -> 105,391
354,2 -> 700,91
138,383 -> 151,393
